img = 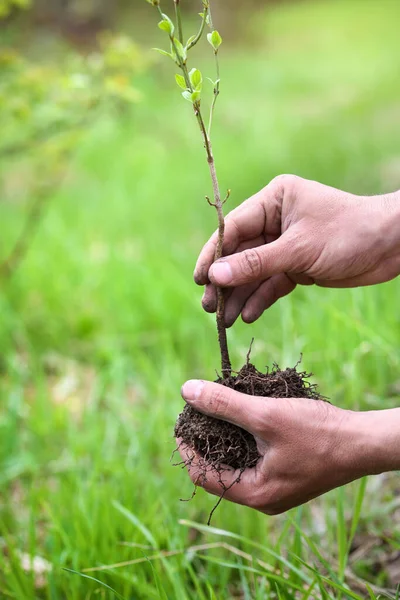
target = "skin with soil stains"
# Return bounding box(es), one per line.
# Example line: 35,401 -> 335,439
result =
174,359 -> 325,522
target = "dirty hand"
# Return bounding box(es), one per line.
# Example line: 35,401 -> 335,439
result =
178,380 -> 400,514
195,175 -> 400,326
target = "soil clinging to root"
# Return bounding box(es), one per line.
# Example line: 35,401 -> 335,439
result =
174,360 -> 325,522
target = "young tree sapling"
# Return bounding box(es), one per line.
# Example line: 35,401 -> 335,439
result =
146,0 -> 325,522
148,0 -> 231,377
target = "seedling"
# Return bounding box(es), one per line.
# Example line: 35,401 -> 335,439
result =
146,0 -> 324,522
148,0 -> 231,376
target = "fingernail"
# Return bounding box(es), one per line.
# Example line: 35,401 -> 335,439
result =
210,261 -> 233,285
181,380 -> 205,402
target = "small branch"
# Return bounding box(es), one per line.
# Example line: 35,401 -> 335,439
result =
152,0 -> 231,377
0,124 -> 71,160
206,195 -> 215,207
0,112 -> 96,161
222,189 -> 230,205
193,103 -> 231,377
208,49 -> 220,137
174,0 -> 184,44
187,5 -> 208,51
206,0 -> 220,137
0,186 -> 51,281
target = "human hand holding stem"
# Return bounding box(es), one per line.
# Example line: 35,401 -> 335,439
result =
146,0 -> 231,376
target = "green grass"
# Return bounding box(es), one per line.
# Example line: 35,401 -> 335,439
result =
1,0 -> 400,597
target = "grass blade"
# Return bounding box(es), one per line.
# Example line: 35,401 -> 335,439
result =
62,568 -> 126,599
179,519 -> 312,584
347,477 -> 367,554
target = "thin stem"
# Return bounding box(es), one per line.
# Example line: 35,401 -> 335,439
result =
175,55 -> 231,376
153,1 -> 231,377
208,50 -> 220,137
187,6 -> 208,51
192,103 -> 231,376
156,6 -> 192,88
0,184 -> 53,280
174,0 -> 184,44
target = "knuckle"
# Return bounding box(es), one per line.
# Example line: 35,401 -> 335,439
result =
242,248 -> 263,279
271,173 -> 299,188
209,386 -> 230,418
269,174 -> 300,202
251,412 -> 269,435
250,402 -> 275,435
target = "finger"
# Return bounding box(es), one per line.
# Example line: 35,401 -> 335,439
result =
202,283 -> 217,313
194,192 -> 268,285
194,175 -> 303,286
209,229 -> 305,288
201,236 -> 266,317
181,380 -> 268,436
177,440 -> 260,505
224,281 -> 261,327
222,236 -> 267,326
202,285 -> 234,314
242,274 -> 296,323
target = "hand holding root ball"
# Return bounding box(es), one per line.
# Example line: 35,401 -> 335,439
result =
177,176 -> 400,516
178,380 -> 369,515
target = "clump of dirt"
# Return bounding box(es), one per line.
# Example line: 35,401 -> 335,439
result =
174,359 -> 325,523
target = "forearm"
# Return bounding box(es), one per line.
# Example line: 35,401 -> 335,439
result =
344,408 -> 400,477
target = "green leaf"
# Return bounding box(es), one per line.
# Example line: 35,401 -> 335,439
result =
182,91 -> 193,102
365,583 -> 377,600
181,90 -> 200,104
191,91 -> 201,103
158,14 -> 174,35
175,74 -> 187,90
152,48 -> 173,60
186,35 -> 197,48
158,21 -> 170,33
207,30 -> 222,51
172,39 -> 187,62
189,68 -> 202,91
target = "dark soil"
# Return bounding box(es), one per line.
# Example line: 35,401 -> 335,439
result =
174,359 -> 325,522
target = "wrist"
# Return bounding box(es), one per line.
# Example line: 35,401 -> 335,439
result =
342,408 -> 400,477
376,191 -> 400,259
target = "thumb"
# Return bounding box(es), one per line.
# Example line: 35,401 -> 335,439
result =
208,233 -> 299,287
181,380 -> 268,436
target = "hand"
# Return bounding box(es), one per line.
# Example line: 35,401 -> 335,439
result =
178,379 -> 400,514
194,175 -> 400,326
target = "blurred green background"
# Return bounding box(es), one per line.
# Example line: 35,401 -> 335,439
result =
1,0 -> 400,598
